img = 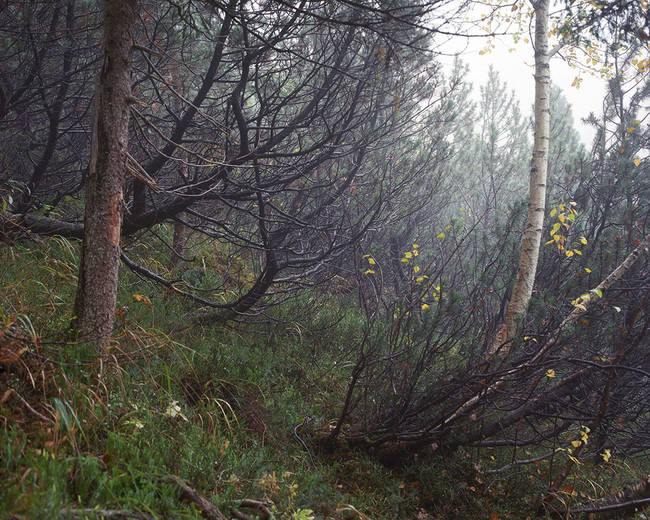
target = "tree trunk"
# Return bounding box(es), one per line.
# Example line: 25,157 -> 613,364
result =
171,213 -> 188,268
492,0 -> 551,351
72,0 -> 136,347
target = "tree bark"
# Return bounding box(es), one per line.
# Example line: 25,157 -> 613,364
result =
492,0 -> 551,351
72,0 -> 136,347
171,213 -> 188,268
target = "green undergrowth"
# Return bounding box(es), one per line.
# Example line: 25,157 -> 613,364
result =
1,237 -> 648,519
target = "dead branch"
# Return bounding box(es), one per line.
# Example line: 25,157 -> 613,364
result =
162,475 -> 228,520
236,499 -> 274,520
569,476 -> 650,518
59,509 -> 154,519
440,234 -> 650,430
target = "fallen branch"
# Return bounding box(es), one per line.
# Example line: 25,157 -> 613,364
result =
162,475 -> 228,520
569,476 -> 650,518
59,509 -> 154,519
233,499 -> 274,520
570,497 -> 650,516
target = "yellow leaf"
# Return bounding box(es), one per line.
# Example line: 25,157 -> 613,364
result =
579,237 -> 588,245
413,243 -> 419,249
551,222 -> 561,235
437,232 -> 446,239
404,252 -> 413,259
560,485 -> 578,496
550,208 -> 557,217
571,440 -> 582,448
368,258 -> 376,265
400,258 -> 409,263
412,249 -> 419,257
559,213 -> 566,223
568,454 -> 582,465
545,239 -> 554,245
565,250 -> 574,257
633,158 -> 641,166
632,119 -> 641,124
364,269 -> 375,275
413,265 -> 420,273
584,268 -> 592,273
574,249 -> 582,255
626,126 -> 636,133
421,303 -> 430,310
546,369 -> 556,378
132,294 -> 152,306
601,449 -> 611,462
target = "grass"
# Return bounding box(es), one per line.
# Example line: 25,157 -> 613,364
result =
1,237 -> 648,519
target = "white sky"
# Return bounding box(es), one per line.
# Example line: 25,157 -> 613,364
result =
437,28 -> 607,146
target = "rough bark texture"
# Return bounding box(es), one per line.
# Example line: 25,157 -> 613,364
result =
492,0 -> 551,351
171,213 -> 188,268
73,0 -> 135,346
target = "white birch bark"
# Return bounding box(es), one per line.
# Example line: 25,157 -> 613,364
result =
492,0 -> 551,353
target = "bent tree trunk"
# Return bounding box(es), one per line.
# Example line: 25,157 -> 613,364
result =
72,0 -> 136,347
492,0 -> 551,352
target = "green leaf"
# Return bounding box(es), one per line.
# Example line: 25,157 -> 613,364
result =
293,509 -> 315,520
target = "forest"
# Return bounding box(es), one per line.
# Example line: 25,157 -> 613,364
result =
0,0 -> 649,518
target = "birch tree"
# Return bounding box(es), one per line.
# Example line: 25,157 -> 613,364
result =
491,0 -> 552,349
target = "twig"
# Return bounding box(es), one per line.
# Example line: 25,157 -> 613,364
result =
10,388 -> 54,424
293,416 -> 316,466
484,450 -> 555,474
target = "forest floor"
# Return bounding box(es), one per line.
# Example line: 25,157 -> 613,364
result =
1,237 -> 648,519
